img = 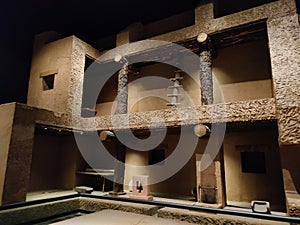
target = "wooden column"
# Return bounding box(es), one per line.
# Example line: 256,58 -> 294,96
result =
111,63 -> 129,195
198,33 -> 213,105
116,64 -> 129,114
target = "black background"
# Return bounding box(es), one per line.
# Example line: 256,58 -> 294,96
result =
0,0 -> 297,104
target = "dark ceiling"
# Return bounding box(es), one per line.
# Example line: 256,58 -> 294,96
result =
0,0 -> 200,104
0,0 -> 294,104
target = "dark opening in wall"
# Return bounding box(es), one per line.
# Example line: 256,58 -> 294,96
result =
84,55 -> 95,72
82,55 -> 97,117
82,56 -> 120,117
42,74 -> 55,91
296,0 -> 300,14
213,0 -> 278,18
241,151 -> 266,173
149,149 -> 165,165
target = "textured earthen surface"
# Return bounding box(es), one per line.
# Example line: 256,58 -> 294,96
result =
1,104 -> 35,205
0,198 -> 79,225
0,0 -> 299,210
117,64 -> 129,114
286,192 -> 300,219
0,197 -> 291,225
267,13 -> 300,145
151,0 -> 296,43
78,197 -> 158,216
67,36 -> 101,118
158,207 -> 254,225
199,49 -> 213,105
91,98 -> 276,131
14,97 -> 276,132
0,103 -> 15,206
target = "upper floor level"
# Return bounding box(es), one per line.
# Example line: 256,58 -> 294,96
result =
25,0 -> 299,145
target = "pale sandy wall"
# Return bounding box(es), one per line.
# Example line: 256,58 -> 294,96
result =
27,35 -> 73,113
124,135 -> 209,197
216,79 -> 273,103
223,129 -> 286,211
28,135 -> 85,191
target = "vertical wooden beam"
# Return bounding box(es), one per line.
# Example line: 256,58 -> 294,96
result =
116,65 -> 129,115
198,33 -> 214,105
111,63 -> 129,195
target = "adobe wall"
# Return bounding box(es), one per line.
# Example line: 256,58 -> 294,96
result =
28,135 -> 85,191
123,134 -> 210,197
0,104 -> 35,205
223,129 -> 286,211
267,13 -> 300,145
27,34 -> 73,113
27,33 -> 101,116
0,103 -> 15,205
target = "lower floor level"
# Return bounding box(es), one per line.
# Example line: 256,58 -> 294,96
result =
1,119 -> 300,217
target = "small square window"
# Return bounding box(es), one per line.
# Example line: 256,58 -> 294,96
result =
149,149 -> 165,165
241,151 -> 266,174
42,74 -> 55,91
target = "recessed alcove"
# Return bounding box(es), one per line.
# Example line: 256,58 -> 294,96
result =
28,126 -> 115,193
94,62 -> 201,116
212,36 -> 273,104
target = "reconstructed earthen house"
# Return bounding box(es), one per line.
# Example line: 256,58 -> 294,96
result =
0,0 -> 299,219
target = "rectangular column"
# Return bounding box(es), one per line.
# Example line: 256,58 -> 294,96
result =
112,64 -> 129,194
267,12 -> 300,145
0,103 -> 15,205
196,153 -> 225,206
0,103 -> 35,205
198,34 -> 213,105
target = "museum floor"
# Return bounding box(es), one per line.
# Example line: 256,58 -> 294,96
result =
23,189 -> 289,225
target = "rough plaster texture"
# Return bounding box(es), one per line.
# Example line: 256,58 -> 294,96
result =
78,197 -> 158,216
199,48 -> 213,105
157,207 -> 285,225
116,64 -> 129,114
0,103 -> 15,206
25,0 -> 295,137
14,97 -> 276,132
267,13 -> 300,145
110,0 -> 298,145
0,198 -> 79,225
0,197 -> 290,225
286,192 -> 300,218
1,104 -> 35,205
1,0 -> 298,210
67,37 -> 100,117
151,0 -> 296,43
91,98 -> 276,131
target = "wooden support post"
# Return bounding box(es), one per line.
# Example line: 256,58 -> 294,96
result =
198,33 -> 213,105
99,131 -> 115,141
110,62 -> 129,195
116,63 -> 129,115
